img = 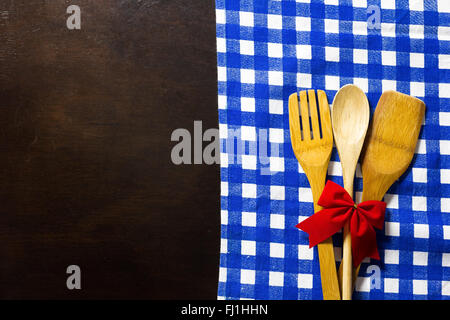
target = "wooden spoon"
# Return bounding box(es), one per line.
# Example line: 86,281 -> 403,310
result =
338,90 -> 426,291
331,84 -> 370,300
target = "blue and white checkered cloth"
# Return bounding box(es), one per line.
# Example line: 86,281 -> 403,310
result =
216,0 -> 450,300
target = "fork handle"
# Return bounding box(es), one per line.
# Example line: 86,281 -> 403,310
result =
310,177 -> 341,300
316,233 -> 341,300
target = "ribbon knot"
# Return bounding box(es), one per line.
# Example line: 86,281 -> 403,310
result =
296,180 -> 386,267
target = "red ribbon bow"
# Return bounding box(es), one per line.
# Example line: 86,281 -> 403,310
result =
296,180 -> 386,267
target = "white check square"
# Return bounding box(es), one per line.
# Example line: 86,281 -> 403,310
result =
296,16 -> 311,32
438,0 -> 450,13
354,78 -> 368,93
441,198 -> 450,212
298,273 -> 313,289
270,185 -> 285,200
239,11 -> 254,27
381,0 -> 395,9
269,271 -> 284,287
221,210 -> 228,225
269,99 -> 284,115
409,0 -> 424,11
385,194 -> 399,209
410,24 -> 424,39
382,51 -> 396,66
440,83 -> 450,98
440,112 -> 450,126
219,267 -> 227,282
325,75 -> 340,90
325,46 -> 340,62
298,244 -> 314,260
242,183 -> 257,198
241,69 -> 255,84
241,97 -> 255,112
221,182 -> 228,196
218,66 -> 227,82
413,279 -> 427,295
384,249 -> 399,264
241,126 -> 256,141
270,213 -> 284,229
353,49 -> 368,64
270,157 -> 284,172
444,226 -> 450,240
414,224 -> 429,239
439,54 -> 450,69
413,251 -> 428,266
217,37 -> 226,53
443,281 -> 450,296
382,79 -> 396,91
242,211 -> 257,227
241,269 -> 255,284
296,45 -> 312,59
297,73 -> 312,88
268,71 -> 283,86
270,242 -> 285,258
385,221 -> 400,237
216,9 -> 226,24
267,14 -> 283,30
411,82 -> 425,97
443,253 -> 450,267
269,128 -> 284,143
412,196 -> 427,211
410,52 -> 424,68
353,0 -> 367,8
268,43 -> 283,58
384,278 -> 399,293
381,23 -> 396,37
299,187 -> 313,203
353,21 -> 367,35
324,19 -> 339,34
240,40 -> 254,56
241,240 -> 256,256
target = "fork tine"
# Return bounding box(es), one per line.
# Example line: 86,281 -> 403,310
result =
317,90 -> 332,142
299,91 -> 311,141
288,93 -> 302,149
308,90 -> 321,140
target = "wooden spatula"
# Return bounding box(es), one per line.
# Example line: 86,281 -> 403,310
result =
289,90 -> 341,300
338,90 -> 426,290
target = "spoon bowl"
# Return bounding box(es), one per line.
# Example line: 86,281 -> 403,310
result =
332,84 -> 371,162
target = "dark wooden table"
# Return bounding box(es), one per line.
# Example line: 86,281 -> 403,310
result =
0,0 -> 219,299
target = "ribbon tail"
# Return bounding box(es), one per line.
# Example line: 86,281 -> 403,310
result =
296,207 -> 349,248
350,212 -> 380,267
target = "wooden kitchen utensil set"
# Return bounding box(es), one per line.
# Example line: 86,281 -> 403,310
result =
289,86 -> 426,300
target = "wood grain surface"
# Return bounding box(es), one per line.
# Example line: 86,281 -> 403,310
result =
0,0 -> 219,299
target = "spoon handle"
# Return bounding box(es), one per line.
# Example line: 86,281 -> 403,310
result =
342,222 -> 352,299
338,178 -> 388,295
342,182 -> 354,300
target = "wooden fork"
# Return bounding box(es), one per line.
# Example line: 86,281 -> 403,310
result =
289,90 -> 341,300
